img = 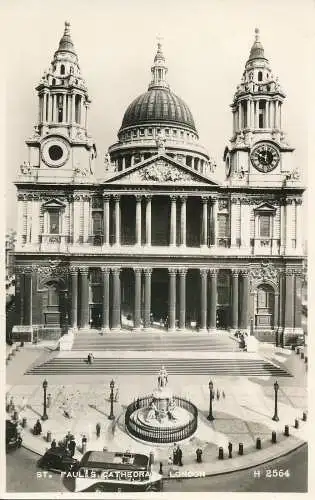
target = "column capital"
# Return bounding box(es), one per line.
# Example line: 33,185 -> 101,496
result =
100,266 -> 110,275
170,195 -> 178,202
201,196 -> 209,204
133,267 -> 142,275
18,265 -> 34,274
240,269 -> 249,277
80,268 -> 89,276
209,268 -> 219,277
144,194 -> 152,201
178,268 -> 188,276
200,268 -> 208,278
111,267 -> 121,276
113,194 -> 121,202
179,195 -> 187,202
69,265 -> 78,275
143,268 -> 152,276
102,193 -> 110,201
168,268 -> 177,276
135,194 -> 142,201
231,269 -> 240,277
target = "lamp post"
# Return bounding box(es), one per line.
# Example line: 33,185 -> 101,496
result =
42,379 -> 48,421
108,379 -> 115,420
272,380 -> 279,421
207,380 -> 214,421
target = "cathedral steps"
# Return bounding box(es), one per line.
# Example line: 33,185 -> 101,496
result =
25,357 -> 291,377
71,330 -> 239,352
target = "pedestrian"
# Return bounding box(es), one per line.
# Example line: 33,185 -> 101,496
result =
222,390 -> 226,399
177,445 -> 183,466
68,438 -> 76,457
196,447 -> 203,463
51,438 -> 57,449
168,455 -> 173,465
216,389 -> 220,400
228,442 -> 232,459
172,443 -> 178,465
87,353 -> 91,364
90,352 -> 94,364
33,419 -> 42,435
96,422 -> 101,438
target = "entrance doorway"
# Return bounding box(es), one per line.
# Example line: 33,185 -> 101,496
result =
255,284 -> 275,328
42,281 -> 62,327
151,269 -> 168,324
89,304 -> 102,329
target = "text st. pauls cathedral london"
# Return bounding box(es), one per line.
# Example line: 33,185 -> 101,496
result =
12,22 -> 305,349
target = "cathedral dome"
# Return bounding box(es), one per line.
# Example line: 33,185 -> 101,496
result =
120,88 -> 196,132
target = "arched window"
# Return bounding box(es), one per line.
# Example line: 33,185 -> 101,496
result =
258,71 -> 263,82
60,64 -> 65,75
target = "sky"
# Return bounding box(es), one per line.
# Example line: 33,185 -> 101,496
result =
3,0 -> 313,232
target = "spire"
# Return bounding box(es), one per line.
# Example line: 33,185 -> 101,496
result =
248,28 -> 266,61
56,21 -> 76,55
148,39 -> 169,90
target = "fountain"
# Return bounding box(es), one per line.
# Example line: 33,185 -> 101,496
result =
125,366 -> 198,444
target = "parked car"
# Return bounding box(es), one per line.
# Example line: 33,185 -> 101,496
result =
6,420 -> 22,451
37,447 -> 78,473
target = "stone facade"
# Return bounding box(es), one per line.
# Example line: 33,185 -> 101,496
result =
12,24 -> 305,346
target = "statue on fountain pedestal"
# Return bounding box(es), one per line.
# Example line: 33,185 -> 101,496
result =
157,366 -> 168,389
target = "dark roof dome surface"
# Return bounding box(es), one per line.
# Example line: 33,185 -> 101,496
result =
120,88 -> 196,131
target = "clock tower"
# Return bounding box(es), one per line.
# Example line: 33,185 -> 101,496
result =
224,29 -> 297,187
24,21 -> 96,182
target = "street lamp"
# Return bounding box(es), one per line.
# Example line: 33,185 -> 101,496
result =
42,379 -> 48,421
108,379 -> 115,420
207,380 -> 214,421
272,380 -> 279,421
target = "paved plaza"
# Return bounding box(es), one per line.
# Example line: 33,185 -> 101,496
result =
6,340 -> 308,478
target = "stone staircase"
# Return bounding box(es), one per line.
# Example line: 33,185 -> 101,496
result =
71,330 -> 239,352
25,356 -> 292,377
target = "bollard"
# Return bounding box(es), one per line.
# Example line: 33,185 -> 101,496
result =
284,425 -> 289,436
256,437 -> 261,450
22,417 -> 27,428
294,419 -> 299,429
302,412 -> 307,422
296,348 -> 300,355
228,442 -> 233,458
46,431 -> 52,442
271,431 -> 277,443
218,447 -> 224,460
301,352 -> 304,359
305,356 -> 308,363
238,443 -> 244,456
159,462 -> 163,475
149,451 -> 155,466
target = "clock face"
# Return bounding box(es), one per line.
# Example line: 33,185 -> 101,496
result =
250,143 -> 280,173
41,138 -> 70,168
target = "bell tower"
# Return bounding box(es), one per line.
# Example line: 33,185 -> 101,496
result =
25,21 -> 96,181
224,29 -> 299,187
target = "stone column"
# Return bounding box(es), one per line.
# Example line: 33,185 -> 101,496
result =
284,270 -> 294,333
145,195 -> 152,246
238,102 -> 242,130
70,267 -> 78,329
80,269 -> 89,329
170,195 -> 177,246
201,197 -> 208,247
240,271 -> 249,330
294,272 -> 302,330
135,195 -> 142,245
295,200 -> 303,251
200,269 -> 208,331
209,269 -> 218,331
102,195 -> 110,246
23,267 -> 33,326
180,196 -> 187,246
133,268 -> 142,329
254,101 -> 259,129
101,267 -> 110,331
112,268 -> 121,330
114,195 -> 121,246
122,156 -> 126,170
211,198 -> 218,245
265,100 -> 269,128
178,268 -> 187,330
143,268 -> 152,329
231,270 -> 239,329
168,268 -> 177,331
246,99 -> 250,128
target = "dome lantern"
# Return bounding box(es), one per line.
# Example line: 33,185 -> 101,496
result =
148,40 -> 169,90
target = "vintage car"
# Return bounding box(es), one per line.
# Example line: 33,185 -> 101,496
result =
6,420 -> 22,451
37,447 -> 78,473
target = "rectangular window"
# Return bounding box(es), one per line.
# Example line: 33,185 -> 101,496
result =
218,214 -> 229,238
49,211 -> 60,234
92,213 -> 103,234
148,128 -> 152,135
140,129 -> 144,136
259,215 -> 271,238
132,130 -> 137,137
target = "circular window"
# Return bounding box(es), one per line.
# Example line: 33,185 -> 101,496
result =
49,145 -> 63,161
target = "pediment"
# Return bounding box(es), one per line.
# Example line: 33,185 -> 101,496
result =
42,198 -> 66,209
104,154 -> 219,186
254,202 -> 276,214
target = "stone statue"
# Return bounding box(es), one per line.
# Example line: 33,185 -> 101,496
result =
157,366 -> 168,389
156,135 -> 166,153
